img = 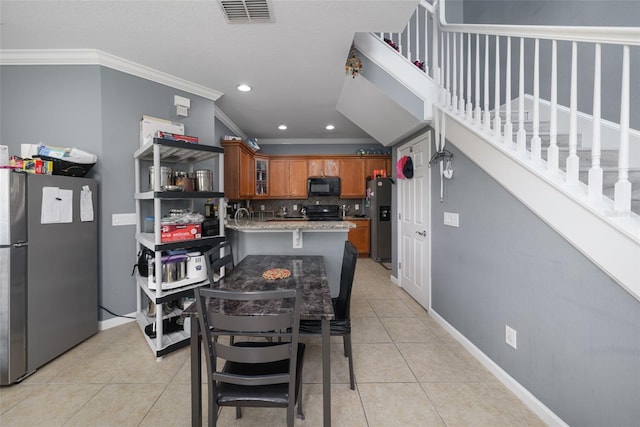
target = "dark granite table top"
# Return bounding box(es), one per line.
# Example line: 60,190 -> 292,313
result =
184,255 -> 334,321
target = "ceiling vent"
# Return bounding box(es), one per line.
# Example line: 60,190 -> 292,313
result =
218,0 -> 273,23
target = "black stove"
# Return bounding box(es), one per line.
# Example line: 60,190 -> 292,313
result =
305,204 -> 341,221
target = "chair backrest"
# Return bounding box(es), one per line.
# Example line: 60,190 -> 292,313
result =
334,241 -> 358,321
194,286 -> 303,388
205,241 -> 235,285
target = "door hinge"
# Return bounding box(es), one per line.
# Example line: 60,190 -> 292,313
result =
398,261 -> 401,270
398,212 -> 401,220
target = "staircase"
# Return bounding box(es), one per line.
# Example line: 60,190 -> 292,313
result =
346,1 -> 640,302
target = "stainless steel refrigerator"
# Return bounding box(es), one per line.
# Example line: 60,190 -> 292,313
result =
0,169 -> 98,385
366,177 -> 392,261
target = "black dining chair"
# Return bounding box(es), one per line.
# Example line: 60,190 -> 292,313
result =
204,240 -> 235,285
193,286 -> 306,427
299,240 -> 358,389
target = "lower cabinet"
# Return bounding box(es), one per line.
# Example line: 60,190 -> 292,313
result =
347,218 -> 370,256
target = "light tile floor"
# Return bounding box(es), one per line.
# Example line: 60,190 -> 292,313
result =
0,258 -> 545,426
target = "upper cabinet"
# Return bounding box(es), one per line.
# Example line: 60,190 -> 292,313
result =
222,140 -> 254,200
338,158 -> 366,198
254,156 -> 268,197
308,159 -> 339,177
222,139 -> 390,201
269,158 -> 308,198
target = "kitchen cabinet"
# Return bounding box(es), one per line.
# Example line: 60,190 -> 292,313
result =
134,137 -> 225,357
221,140 -> 254,200
269,158 -> 308,198
347,218 -> 370,256
254,155 -> 268,197
365,157 -> 392,180
338,158 -> 366,198
308,158 -> 339,177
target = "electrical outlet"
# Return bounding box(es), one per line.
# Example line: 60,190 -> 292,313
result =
505,325 -> 517,349
293,204 -> 298,211
260,205 -> 265,211
355,204 -> 360,210
444,212 -> 459,227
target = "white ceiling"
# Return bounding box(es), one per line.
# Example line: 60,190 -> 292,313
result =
0,0 -> 418,143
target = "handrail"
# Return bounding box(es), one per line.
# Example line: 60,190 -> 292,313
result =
437,0 -> 640,45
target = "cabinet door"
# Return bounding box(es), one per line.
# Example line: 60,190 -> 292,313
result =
289,160 -> 308,197
308,158 -> 339,177
348,219 -> 370,255
269,159 -> 289,198
339,158 -> 366,198
365,157 -> 391,180
307,159 -> 324,177
239,149 -> 254,198
255,156 -> 268,197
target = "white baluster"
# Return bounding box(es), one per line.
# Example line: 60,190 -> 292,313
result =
494,35 -> 502,142
415,6 -> 420,66
398,31 -> 403,59
474,33 -> 482,127
459,33 -> 466,113
566,41 -> 580,184
432,14 -> 439,83
588,43 -> 603,199
447,32 -> 452,108
406,15 -> 412,62
517,38 -> 527,154
441,32 -> 447,105
466,33 -> 473,121
452,32 -> 458,112
548,40 -> 559,173
483,34 -> 491,133
504,36 -> 513,146
614,45 -> 632,213
424,8 -> 429,75
531,39 -> 542,162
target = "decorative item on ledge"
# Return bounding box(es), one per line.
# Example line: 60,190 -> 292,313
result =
355,147 -> 392,155
345,45 -> 363,78
384,38 -> 399,52
413,60 -> 426,72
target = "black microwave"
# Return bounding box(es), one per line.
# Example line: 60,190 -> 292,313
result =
308,177 -> 341,197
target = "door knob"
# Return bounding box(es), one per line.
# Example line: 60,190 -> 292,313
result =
415,230 -> 426,237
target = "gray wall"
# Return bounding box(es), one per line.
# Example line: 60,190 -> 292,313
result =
457,0 -> 640,129
1,64 -> 220,320
430,141 -> 640,426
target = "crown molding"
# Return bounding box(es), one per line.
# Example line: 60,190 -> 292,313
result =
214,106 -> 248,141
0,49 -> 223,101
258,138 -> 379,145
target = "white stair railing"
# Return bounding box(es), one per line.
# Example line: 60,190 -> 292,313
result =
371,0 -> 638,218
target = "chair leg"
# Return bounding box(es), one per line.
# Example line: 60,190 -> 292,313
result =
344,334 -> 355,390
297,381 -> 305,420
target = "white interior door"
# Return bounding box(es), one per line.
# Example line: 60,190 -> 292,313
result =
397,131 -> 431,310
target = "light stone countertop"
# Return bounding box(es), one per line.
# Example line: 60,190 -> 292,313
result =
225,219 -> 355,231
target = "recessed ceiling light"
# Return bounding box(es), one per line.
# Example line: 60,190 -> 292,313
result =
237,84 -> 252,92
278,124 -> 288,130
325,124 -> 335,130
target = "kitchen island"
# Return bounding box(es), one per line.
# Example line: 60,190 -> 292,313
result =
225,219 -> 355,296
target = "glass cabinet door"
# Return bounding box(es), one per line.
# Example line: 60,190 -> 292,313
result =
255,157 -> 268,196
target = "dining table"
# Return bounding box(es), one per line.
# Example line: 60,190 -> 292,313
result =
185,254 -> 335,427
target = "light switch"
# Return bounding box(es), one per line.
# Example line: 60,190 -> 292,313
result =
444,212 -> 459,227
112,213 -> 137,226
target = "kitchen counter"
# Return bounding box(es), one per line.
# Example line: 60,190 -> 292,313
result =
226,219 -> 355,231
225,220 -> 354,296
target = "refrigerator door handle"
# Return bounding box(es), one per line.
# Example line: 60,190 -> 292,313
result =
13,241 -> 28,248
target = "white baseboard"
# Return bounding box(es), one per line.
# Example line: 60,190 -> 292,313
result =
429,309 -> 569,427
390,274 -> 399,286
99,313 -> 136,331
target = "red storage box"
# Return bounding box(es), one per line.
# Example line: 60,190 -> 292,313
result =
160,223 -> 202,242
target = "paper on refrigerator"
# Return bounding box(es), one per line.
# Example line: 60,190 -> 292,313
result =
41,187 -> 73,224
80,185 -> 94,222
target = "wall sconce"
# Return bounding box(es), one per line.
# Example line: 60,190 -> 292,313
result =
174,95 -> 191,117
